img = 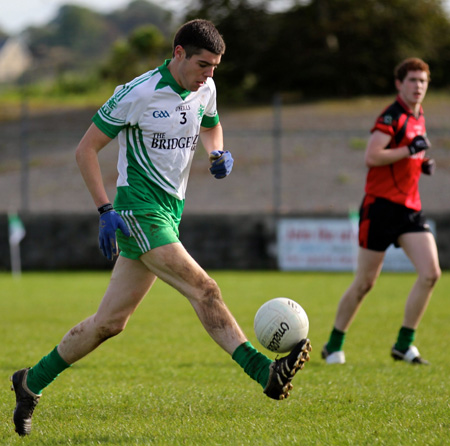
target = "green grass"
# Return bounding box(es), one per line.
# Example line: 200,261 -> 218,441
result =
0,82 -> 116,121
0,271 -> 449,445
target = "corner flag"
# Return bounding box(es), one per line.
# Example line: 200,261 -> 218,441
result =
9,213 -> 26,245
8,213 -> 26,277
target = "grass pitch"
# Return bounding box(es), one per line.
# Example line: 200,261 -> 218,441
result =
1,271 -> 449,445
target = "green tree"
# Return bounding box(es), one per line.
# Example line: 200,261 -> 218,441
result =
26,4 -> 112,74
24,1 -> 173,81
51,5 -> 109,56
108,0 -> 174,37
100,25 -> 170,83
185,0 -> 450,101
313,0 -> 450,94
185,0 -> 276,102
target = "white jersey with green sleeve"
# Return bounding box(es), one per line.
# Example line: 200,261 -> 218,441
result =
92,60 -> 220,210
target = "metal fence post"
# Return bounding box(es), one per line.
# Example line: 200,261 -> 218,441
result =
20,93 -> 30,212
272,92 -> 282,216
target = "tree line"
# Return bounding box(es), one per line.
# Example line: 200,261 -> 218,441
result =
6,0 -> 450,103
187,0 -> 450,101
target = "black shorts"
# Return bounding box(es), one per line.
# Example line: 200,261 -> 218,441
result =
358,196 -> 430,252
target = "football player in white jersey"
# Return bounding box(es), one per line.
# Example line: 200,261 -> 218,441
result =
11,19 -> 311,436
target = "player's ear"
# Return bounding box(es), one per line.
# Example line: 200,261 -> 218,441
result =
174,45 -> 185,60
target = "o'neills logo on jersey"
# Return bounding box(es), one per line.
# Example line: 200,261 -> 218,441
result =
151,133 -> 199,151
175,105 -> 191,111
267,322 -> 290,351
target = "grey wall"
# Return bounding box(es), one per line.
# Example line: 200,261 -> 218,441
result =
1,213 -> 449,271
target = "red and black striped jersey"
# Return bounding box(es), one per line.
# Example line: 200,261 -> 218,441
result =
364,95 -> 427,211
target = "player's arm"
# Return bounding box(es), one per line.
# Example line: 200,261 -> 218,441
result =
75,123 -> 113,207
199,122 -> 224,154
365,130 -> 410,167
365,130 -> 431,167
200,123 -> 234,179
75,123 -> 130,260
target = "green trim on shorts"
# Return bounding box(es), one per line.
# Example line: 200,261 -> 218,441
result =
117,209 -> 181,260
114,183 -> 184,259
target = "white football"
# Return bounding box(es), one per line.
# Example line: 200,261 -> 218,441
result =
254,297 -> 309,353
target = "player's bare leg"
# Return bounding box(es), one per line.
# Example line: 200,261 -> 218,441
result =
11,256 -> 156,436
391,232 -> 441,364
322,247 -> 384,364
398,232 -> 441,328
334,247 -> 385,331
140,243 -> 311,400
58,256 -> 157,364
140,242 -> 247,355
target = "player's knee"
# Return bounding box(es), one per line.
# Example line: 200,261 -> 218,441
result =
98,324 -> 123,343
420,266 -> 441,288
95,318 -> 126,343
198,277 -> 222,305
356,278 -> 376,300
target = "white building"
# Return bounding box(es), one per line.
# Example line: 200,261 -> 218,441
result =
0,37 -> 32,83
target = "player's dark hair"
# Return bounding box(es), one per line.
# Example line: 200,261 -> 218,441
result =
394,58 -> 430,82
173,19 -> 225,58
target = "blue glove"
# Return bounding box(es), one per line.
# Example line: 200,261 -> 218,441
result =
98,205 -> 130,260
209,150 -> 233,179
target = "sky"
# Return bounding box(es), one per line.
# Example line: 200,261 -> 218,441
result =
0,0 -> 187,35
1,0 -> 450,35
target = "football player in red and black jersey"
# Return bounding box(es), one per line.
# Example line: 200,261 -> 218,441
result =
322,58 -> 441,365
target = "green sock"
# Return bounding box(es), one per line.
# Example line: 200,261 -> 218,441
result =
394,327 -> 415,352
26,346 -> 71,395
232,341 -> 273,389
326,327 -> 346,353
